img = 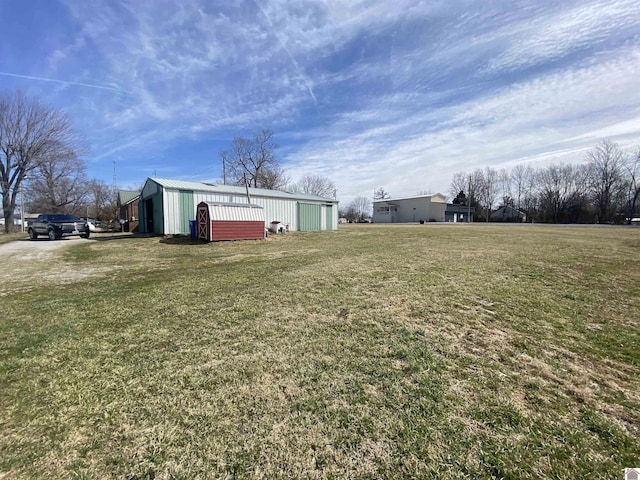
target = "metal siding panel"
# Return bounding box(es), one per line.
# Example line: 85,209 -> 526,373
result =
298,203 -> 321,231
252,197 -> 296,231
164,189 -> 178,234
209,204 -> 265,222
142,179 -> 158,198
179,190 -> 194,234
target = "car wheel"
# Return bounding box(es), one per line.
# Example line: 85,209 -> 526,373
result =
29,229 -> 38,240
81,231 -> 90,239
48,229 -> 57,241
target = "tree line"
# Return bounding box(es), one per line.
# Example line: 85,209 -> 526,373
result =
450,140 -> 640,224
0,90 -> 118,233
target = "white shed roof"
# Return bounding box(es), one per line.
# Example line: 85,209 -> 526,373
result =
148,178 -> 337,203
199,201 -> 265,222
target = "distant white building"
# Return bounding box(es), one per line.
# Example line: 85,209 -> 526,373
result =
0,215 -> 25,227
373,194 -> 448,223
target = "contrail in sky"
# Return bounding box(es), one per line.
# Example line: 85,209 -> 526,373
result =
0,71 -> 128,94
253,2 -> 318,105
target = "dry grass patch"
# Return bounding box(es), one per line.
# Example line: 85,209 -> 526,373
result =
1,225 -> 639,479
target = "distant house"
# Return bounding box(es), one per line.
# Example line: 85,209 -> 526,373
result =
0,216 -> 24,227
490,206 -> 526,223
117,190 -> 141,232
373,194 -> 448,223
445,203 -> 475,223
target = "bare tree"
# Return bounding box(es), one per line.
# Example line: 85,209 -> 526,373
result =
623,148 -> 640,223
450,170 -> 483,216
256,164 -> 290,191
499,168 -> 512,206
536,163 -> 588,223
219,129 -> 287,189
87,179 -> 116,220
511,164 -> 533,213
349,196 -> 371,222
27,149 -> 87,215
476,167 -> 499,221
449,172 -> 468,200
586,140 -> 625,223
373,187 -> 390,200
297,174 -> 336,197
0,90 -> 82,232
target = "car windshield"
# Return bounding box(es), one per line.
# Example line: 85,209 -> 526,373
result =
52,215 -> 82,222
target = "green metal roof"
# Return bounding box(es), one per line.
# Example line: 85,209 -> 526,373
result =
118,190 -> 141,206
147,178 -> 338,203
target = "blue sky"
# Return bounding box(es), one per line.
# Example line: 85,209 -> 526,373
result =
1,0 -> 640,203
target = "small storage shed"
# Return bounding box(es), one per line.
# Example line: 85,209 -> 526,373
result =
197,201 -> 265,242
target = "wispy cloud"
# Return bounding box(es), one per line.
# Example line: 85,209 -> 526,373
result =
2,0 -> 639,201
0,71 -> 127,93
284,41 -> 640,200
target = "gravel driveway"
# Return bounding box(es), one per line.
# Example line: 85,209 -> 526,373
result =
0,236 -> 92,261
0,237 -> 100,296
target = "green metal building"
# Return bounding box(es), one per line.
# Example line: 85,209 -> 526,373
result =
138,178 -> 339,235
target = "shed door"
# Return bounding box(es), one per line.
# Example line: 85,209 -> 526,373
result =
145,193 -> 163,234
179,190 -> 194,234
197,206 -> 209,240
152,193 -> 164,234
145,198 -> 154,233
298,203 -> 321,231
325,204 -> 333,230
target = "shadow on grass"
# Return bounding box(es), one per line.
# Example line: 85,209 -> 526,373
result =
34,232 -> 209,245
91,233 -> 157,242
159,235 -> 208,245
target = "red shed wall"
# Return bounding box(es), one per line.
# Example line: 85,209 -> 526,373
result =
211,220 -> 265,241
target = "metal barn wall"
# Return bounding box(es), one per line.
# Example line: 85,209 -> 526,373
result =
164,189 -> 183,234
164,189 -> 300,234
158,183 -> 335,234
142,179 -> 160,198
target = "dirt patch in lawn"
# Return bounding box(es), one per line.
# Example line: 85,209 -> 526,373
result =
0,238 -> 113,296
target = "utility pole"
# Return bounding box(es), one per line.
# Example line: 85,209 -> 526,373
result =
20,180 -> 25,232
222,157 -> 226,185
467,175 -> 471,223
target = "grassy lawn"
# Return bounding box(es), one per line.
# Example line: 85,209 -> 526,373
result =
1,224 -> 639,479
0,231 -> 28,245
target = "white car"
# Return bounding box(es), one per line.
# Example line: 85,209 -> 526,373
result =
82,218 -> 97,232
